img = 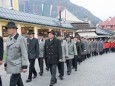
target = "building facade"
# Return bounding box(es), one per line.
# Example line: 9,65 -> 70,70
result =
0,7 -> 76,39
98,17 -> 115,32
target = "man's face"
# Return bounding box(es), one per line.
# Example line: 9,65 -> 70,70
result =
27,34 -> 33,38
74,38 -> 78,42
77,39 -> 80,42
48,33 -> 54,39
7,28 -> 16,35
66,37 -> 70,41
57,36 -> 61,40
38,36 -> 43,39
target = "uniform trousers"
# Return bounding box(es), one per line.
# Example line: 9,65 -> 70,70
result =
66,59 -> 72,73
45,57 -> 49,70
10,74 -> 24,86
72,55 -> 77,69
0,76 -> 2,86
49,64 -> 57,84
38,58 -> 44,73
28,59 -> 37,79
58,62 -> 64,77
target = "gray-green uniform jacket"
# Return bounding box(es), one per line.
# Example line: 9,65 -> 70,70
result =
4,33 -> 28,74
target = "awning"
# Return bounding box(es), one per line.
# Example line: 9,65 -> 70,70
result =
96,28 -> 115,35
78,32 -> 98,38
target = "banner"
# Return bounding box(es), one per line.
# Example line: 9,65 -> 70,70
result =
24,1 -> 29,13
50,5 -> 53,16
64,7 -> 66,21
13,0 -> 18,10
42,3 -> 44,16
57,4 -> 60,16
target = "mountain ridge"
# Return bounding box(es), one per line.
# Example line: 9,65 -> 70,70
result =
19,0 -> 101,25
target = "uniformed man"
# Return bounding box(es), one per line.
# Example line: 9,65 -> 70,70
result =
65,34 -> 77,75
87,39 -> 91,58
76,38 -> 82,64
38,33 -> 45,76
72,37 -> 78,71
0,36 -> 3,86
26,30 -> 39,82
93,39 -> 98,56
90,39 -> 94,57
4,21 -> 28,86
81,37 -> 85,61
56,31 -> 68,80
44,30 -> 62,86
81,38 -> 87,60
84,38 -> 88,59
43,34 -> 49,71
99,40 -> 104,55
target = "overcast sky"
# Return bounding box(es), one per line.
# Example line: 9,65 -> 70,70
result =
70,0 -> 115,20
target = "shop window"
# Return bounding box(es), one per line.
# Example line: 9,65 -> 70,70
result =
2,26 -> 9,37
21,27 -> 34,35
38,29 -> 49,34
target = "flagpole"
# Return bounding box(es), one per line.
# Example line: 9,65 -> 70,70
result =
10,0 -> 13,9
33,2 -> 35,14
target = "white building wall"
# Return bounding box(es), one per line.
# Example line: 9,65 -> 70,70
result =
0,0 -> 19,10
2,0 -> 11,9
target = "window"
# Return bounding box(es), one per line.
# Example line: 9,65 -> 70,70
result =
21,27 -> 34,35
2,26 -> 9,37
106,25 -> 111,28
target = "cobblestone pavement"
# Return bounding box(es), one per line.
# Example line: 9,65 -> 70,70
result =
1,53 -> 115,86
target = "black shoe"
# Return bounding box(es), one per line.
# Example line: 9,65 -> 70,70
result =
67,72 -> 71,75
75,69 -> 77,71
49,83 -> 54,86
26,79 -> 32,82
39,72 -> 43,76
46,68 -> 49,71
49,79 -> 57,86
60,76 -> 63,80
33,75 -> 37,79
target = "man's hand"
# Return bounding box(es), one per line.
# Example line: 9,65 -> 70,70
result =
22,69 -> 27,73
0,61 -> 3,65
59,59 -> 63,62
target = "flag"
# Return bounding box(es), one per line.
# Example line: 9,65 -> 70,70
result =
24,1 -> 29,13
50,5 -> 53,16
42,3 -> 44,16
57,4 -> 60,16
13,0 -> 19,10
64,7 -> 66,21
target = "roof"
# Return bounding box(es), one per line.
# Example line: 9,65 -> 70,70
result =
99,17 -> 115,26
96,28 -> 115,35
61,9 -> 83,22
78,32 -> 98,38
0,7 -> 76,30
96,28 -> 111,35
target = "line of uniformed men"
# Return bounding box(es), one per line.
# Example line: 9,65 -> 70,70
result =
1,21 -> 115,86
26,29 -> 113,86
